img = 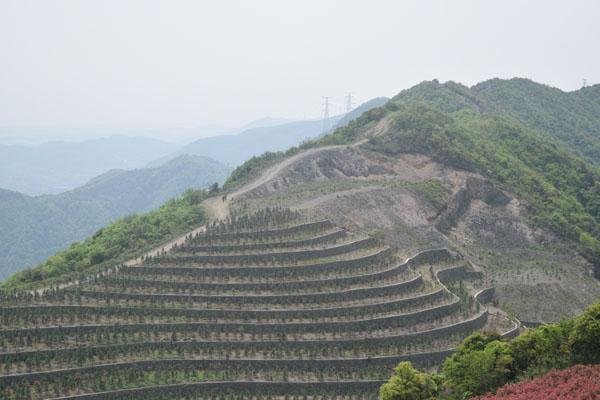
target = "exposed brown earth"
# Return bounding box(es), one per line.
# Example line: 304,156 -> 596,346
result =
224,145 -> 600,322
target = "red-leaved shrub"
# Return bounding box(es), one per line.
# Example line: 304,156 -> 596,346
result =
472,364 -> 600,400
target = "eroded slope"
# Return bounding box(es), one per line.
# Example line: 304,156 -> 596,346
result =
227,145 -> 600,322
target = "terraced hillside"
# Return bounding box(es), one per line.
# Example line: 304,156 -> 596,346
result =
0,209 -> 517,400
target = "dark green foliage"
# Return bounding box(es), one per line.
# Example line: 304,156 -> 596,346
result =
379,300 -> 600,400
510,322 -> 572,378
2,189 -> 208,290
442,333 -> 513,398
379,361 -> 438,400
569,301 -> 600,364
390,79 -> 600,165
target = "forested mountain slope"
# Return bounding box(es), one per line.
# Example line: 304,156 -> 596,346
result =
0,155 -> 230,279
223,78 -> 600,323
390,78 -> 600,164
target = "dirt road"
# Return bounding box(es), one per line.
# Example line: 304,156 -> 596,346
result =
202,145 -> 346,220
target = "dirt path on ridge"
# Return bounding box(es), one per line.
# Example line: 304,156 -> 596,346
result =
31,145 -> 349,294
202,145 -> 346,220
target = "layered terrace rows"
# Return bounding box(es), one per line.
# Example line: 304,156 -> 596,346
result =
0,213 -> 513,400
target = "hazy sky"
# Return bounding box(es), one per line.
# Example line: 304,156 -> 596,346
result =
1,0 -> 599,142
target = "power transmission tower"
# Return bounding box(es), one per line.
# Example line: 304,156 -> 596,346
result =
345,92 -> 354,113
322,96 -> 331,134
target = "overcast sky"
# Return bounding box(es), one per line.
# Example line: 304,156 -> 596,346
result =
1,0 -> 599,143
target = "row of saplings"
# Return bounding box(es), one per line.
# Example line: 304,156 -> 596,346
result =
1,362 -> 388,400
200,207 -> 304,238
379,300 -> 600,400
0,331 -> 465,372
0,292 -> 439,328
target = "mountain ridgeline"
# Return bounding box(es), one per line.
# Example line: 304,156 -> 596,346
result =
227,79 -> 600,275
0,155 -> 230,280
152,97 -> 389,167
0,135 -> 180,195
1,78 -> 600,400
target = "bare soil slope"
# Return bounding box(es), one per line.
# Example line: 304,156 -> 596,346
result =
223,145 -> 600,322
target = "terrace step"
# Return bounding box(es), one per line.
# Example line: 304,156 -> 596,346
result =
0,214 -> 491,400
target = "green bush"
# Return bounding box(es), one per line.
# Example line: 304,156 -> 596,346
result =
379,361 -> 438,400
509,322 -> 572,378
379,301 -> 600,400
569,301 -> 600,364
442,333 -> 513,398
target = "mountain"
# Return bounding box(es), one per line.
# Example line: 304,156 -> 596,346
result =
221,78 -> 600,323
389,78 -> 600,164
0,135 -> 179,195
238,117 -> 297,130
0,154 -> 230,279
2,78 -> 600,400
148,118 -> 341,168
149,98 -> 388,167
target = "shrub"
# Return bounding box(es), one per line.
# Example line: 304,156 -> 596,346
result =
471,364 -> 600,400
379,361 -> 438,400
569,301 -> 600,364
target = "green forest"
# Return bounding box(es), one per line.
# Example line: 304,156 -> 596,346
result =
379,300 -> 600,400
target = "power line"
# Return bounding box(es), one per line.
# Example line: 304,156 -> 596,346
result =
345,92 -> 354,113
322,96 -> 331,134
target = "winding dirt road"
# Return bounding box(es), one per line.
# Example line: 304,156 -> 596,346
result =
202,145 -> 345,220
31,145 -> 345,294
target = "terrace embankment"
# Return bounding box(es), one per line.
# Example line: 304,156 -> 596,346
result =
0,212 -> 512,400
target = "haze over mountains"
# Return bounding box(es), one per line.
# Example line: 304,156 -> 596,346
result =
0,154 -> 230,280
0,136 -> 179,195
0,100 -> 386,196
149,98 -> 389,167
0,99 -> 387,277
3,77 -> 600,400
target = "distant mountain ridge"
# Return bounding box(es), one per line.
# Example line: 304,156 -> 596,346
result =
0,135 -> 179,195
149,98 -> 389,167
0,154 -> 230,279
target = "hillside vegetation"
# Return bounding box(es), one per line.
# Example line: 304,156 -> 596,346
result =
379,300 -> 600,399
0,155 -> 228,280
227,79 -> 600,274
2,188 -> 208,290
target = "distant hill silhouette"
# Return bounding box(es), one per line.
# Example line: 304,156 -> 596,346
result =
0,155 -> 230,279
